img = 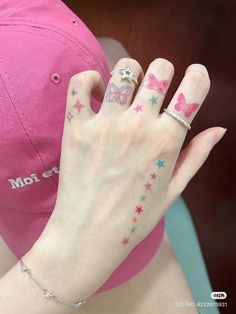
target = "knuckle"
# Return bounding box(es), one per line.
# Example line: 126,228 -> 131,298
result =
114,116 -> 136,143
114,115 -> 148,147
69,73 -> 84,87
69,70 -> 100,86
69,72 -> 83,83
85,70 -> 101,82
115,119 -> 128,139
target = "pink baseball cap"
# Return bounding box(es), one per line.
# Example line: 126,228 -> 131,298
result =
0,0 -> 165,293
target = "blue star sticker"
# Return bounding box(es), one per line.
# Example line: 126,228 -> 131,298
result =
156,159 -> 165,169
149,96 -> 158,105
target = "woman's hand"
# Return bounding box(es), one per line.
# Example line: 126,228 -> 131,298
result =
36,58 -> 225,299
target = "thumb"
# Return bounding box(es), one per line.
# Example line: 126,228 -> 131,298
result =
167,127 -> 227,203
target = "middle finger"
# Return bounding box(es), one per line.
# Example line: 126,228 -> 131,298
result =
129,58 -> 174,117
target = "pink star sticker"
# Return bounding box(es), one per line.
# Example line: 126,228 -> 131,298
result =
74,100 -> 85,112
133,104 -> 143,113
135,206 -> 143,214
144,182 -> 152,191
151,172 -> 157,180
121,237 -> 129,246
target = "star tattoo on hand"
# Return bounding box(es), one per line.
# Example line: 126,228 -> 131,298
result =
151,172 -> 157,180
73,100 -> 85,112
135,206 -> 143,214
144,182 -> 152,191
71,88 -> 77,96
66,111 -> 74,122
149,95 -> 158,105
156,159 -> 165,169
130,226 -> 137,233
140,195 -> 146,201
121,237 -> 129,246
134,104 -> 143,113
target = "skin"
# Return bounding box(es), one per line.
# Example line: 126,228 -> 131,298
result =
0,40 -> 226,313
76,232 -> 199,314
0,231 -> 199,314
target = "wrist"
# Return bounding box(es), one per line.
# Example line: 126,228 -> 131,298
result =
25,218 -> 115,301
23,228 -> 93,302
29,205 -> 136,301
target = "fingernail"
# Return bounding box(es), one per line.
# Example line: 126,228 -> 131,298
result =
219,127 -> 227,137
185,64 -> 209,76
214,127 -> 227,145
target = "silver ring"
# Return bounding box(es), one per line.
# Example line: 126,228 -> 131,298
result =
110,67 -> 138,85
164,109 -> 191,130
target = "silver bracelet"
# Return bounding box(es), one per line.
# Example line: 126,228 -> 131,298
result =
19,257 -> 88,310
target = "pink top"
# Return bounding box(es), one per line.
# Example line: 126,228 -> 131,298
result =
0,0 -> 165,293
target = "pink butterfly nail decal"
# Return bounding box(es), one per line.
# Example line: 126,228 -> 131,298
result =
174,93 -> 199,118
144,73 -> 169,95
106,83 -> 132,105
